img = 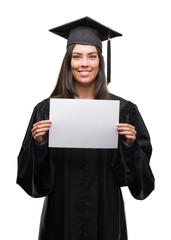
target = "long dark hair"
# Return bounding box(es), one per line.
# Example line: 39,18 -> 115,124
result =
50,44 -> 110,99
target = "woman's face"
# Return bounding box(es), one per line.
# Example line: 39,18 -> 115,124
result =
71,44 -> 99,86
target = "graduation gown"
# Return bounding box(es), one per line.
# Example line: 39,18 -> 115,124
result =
17,94 -> 154,240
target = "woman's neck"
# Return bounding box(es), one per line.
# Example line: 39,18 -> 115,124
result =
74,82 -> 95,99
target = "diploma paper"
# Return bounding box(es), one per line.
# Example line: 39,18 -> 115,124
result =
49,98 -> 120,149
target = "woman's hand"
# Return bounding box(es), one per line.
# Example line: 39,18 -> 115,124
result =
31,120 -> 52,144
116,123 -> 137,145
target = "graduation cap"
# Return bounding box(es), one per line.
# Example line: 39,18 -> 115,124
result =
49,16 -> 122,84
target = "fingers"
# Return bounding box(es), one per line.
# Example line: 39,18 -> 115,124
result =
116,123 -> 137,144
31,120 -> 52,140
33,120 -> 52,128
116,125 -> 136,135
116,124 -> 136,133
32,124 -> 51,134
116,123 -> 135,130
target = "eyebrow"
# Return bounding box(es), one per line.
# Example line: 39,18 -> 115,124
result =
72,52 -> 98,55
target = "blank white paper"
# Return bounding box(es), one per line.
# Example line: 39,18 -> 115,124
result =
49,98 -> 120,149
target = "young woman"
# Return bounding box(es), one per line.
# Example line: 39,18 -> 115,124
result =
17,17 -> 154,240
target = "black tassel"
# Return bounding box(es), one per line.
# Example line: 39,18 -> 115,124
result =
107,36 -> 111,85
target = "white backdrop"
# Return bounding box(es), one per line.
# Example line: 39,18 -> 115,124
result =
0,0 -> 170,239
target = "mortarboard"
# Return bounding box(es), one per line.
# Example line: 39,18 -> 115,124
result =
49,16 -> 122,84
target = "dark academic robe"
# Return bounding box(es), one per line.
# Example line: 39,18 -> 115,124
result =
17,94 -> 154,240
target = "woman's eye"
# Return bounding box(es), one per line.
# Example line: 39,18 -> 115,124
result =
73,55 -> 80,59
89,55 -> 96,59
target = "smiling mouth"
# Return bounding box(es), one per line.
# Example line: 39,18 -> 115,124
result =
78,70 -> 91,77
78,70 -> 91,72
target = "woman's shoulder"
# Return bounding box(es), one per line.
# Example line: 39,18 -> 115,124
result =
34,96 -> 63,113
109,93 -> 135,110
34,98 -> 50,113
109,93 -> 128,102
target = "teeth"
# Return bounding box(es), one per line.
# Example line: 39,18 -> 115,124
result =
79,71 -> 91,76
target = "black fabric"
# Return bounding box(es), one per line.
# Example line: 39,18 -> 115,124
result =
67,26 -> 102,51
16,94 -> 154,240
49,16 -> 122,45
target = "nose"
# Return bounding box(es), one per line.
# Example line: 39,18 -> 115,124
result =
81,56 -> 88,67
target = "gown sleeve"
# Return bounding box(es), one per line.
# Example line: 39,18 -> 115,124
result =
16,99 -> 54,198
111,102 -> 155,200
